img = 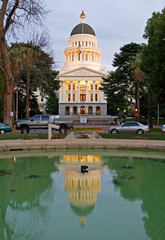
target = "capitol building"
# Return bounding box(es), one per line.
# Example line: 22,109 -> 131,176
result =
59,11 -> 107,117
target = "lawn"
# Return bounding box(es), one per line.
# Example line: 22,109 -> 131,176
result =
99,133 -> 165,140
0,133 -> 66,140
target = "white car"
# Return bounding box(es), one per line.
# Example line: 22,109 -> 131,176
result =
109,121 -> 150,134
162,124 -> 165,132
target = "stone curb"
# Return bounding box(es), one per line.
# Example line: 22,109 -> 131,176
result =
0,139 -> 165,151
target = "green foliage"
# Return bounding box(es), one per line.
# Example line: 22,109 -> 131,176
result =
13,46 -> 60,117
101,43 -> 143,115
141,7 -> 165,103
16,90 -> 40,119
46,93 -> 59,115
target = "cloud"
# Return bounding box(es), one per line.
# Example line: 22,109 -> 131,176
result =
44,0 -> 165,70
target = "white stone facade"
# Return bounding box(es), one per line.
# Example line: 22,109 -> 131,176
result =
59,11 -> 107,116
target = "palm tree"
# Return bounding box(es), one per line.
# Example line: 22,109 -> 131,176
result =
131,53 -> 144,121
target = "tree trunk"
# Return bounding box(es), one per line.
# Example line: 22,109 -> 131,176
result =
26,67 -> 30,119
1,39 -> 14,127
136,80 -> 140,121
148,90 -> 153,128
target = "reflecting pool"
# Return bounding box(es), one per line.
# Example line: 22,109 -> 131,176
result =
0,149 -> 165,240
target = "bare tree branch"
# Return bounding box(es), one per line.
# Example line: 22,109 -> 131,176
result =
4,0 -> 19,35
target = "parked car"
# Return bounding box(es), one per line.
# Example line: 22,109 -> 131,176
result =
0,123 -> 12,134
16,115 -> 74,134
109,121 -> 150,134
162,124 -> 165,133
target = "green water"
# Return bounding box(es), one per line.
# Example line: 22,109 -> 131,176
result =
0,149 -> 165,240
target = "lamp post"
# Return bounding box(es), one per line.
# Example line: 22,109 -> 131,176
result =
14,87 -> 18,122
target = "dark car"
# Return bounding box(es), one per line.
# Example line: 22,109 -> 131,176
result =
0,123 -> 12,134
109,121 -> 150,134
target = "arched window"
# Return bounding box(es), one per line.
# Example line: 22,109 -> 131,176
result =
88,107 -> 93,115
96,106 -> 100,115
65,107 -> 70,115
73,106 -> 77,115
80,106 -> 85,115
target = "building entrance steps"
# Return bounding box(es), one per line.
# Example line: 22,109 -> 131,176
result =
65,132 -> 102,140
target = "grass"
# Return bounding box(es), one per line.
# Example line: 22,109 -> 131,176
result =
99,133 -> 165,140
150,128 -> 162,132
0,133 -> 66,140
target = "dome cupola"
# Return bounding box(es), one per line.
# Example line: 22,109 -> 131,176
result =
70,10 -> 95,36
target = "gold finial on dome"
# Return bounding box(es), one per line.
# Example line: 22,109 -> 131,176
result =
80,10 -> 86,23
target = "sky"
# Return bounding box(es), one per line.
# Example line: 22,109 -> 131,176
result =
43,0 -> 165,71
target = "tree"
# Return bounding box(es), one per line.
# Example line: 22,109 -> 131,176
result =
101,42 -> 143,115
46,93 -> 59,115
141,7 -> 165,127
0,0 -> 46,126
14,48 -> 60,116
130,52 -> 145,120
101,72 -> 129,115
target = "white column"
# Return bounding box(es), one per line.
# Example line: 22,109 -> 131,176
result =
101,89 -> 104,102
60,81 -> 62,102
70,81 -> 73,102
70,106 -> 73,115
78,106 -> 80,115
63,81 -> 65,101
78,81 -> 80,103
85,81 -> 88,102
93,81 -> 95,102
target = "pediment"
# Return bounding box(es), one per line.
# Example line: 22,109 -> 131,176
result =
59,67 -> 106,77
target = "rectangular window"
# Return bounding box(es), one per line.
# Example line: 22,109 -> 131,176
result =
82,41 -> 84,46
75,41 -> 77,46
82,54 -> 84,61
95,84 -> 97,90
80,94 -> 86,101
73,84 -> 75,90
41,116 -> 49,121
91,94 -> 93,101
78,53 -> 81,61
86,41 -> 88,46
91,85 -> 93,90
95,94 -> 98,101
68,84 -> 70,90
68,94 -> 70,101
73,94 -> 75,101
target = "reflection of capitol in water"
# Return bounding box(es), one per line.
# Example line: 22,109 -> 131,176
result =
59,154 -> 103,226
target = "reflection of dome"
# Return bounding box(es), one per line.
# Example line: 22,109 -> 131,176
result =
71,23 -> 95,36
70,204 -> 94,217
70,204 -> 95,227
